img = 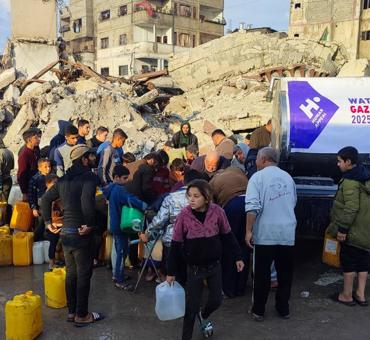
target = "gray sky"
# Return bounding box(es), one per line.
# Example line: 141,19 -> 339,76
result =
0,0 -> 290,53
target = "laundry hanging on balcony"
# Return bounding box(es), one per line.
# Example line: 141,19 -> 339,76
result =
135,1 -> 155,17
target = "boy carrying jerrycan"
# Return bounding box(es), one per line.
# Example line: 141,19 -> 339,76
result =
102,164 -> 147,291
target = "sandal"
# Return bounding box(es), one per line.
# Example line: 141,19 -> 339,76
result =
329,293 -> 356,306
353,294 -> 368,307
67,314 -> 75,322
115,282 -> 134,291
74,312 -> 105,327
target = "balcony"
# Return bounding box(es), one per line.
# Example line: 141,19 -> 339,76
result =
200,20 -> 225,35
132,9 -> 173,28
200,0 -> 224,10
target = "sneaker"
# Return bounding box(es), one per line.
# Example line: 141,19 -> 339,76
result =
251,312 -> 264,322
198,312 -> 213,338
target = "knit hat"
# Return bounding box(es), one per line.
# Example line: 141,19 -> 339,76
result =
70,145 -> 91,161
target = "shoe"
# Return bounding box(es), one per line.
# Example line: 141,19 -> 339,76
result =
198,312 -> 214,338
115,282 -> 134,292
145,269 -> 156,282
251,312 -> 264,322
74,312 -> 105,328
329,292 -> 356,306
353,294 -> 368,307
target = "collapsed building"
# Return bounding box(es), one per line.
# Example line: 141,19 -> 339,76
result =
1,27 -> 370,158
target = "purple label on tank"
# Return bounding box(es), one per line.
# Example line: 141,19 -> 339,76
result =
288,81 -> 339,149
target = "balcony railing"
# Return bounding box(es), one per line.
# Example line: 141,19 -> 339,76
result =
132,10 -> 173,27
200,0 -> 224,10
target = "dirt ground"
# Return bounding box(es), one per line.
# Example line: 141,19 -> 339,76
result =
1,240 -> 369,340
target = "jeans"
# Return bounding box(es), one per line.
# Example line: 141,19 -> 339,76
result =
252,245 -> 294,317
113,232 -> 129,284
45,230 -> 60,260
61,232 -> 94,318
182,262 -> 223,340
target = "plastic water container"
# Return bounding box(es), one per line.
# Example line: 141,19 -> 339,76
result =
155,281 -> 185,321
8,185 -> 22,207
44,268 -> 67,308
0,225 -> 10,236
10,201 -> 33,232
13,232 -> 34,266
32,242 -> 44,265
0,235 -> 12,266
43,240 -> 50,263
5,291 -> 43,340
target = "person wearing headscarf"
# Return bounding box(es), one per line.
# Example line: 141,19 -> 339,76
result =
231,143 -> 250,173
171,121 -> 198,149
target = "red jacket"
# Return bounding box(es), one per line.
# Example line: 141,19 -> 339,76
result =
17,146 -> 40,194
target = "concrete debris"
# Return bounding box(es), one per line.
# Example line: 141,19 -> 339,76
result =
0,68 -> 16,91
0,30 -> 364,159
337,59 -> 370,77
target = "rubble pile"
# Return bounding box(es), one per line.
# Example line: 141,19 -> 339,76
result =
164,31 -> 353,150
0,61 -> 173,156
1,30 -> 369,157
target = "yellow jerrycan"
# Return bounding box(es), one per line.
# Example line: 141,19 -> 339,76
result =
13,232 -> 33,266
5,291 -> 43,340
44,267 -> 67,308
0,235 -> 12,265
0,225 -> 10,236
10,201 -> 33,232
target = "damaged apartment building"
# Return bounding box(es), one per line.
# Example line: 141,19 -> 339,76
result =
289,0 -> 370,60
60,0 -> 225,76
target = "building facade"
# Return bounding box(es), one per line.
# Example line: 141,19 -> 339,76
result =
289,0 -> 370,60
61,0 -> 225,76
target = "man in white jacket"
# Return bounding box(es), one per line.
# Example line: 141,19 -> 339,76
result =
245,147 -> 297,321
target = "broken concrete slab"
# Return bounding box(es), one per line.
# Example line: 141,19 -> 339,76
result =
337,59 -> 370,77
134,89 -> 160,107
0,68 -> 16,91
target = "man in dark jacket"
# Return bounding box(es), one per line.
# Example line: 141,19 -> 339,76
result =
190,151 -> 230,180
172,121 -> 198,149
86,126 -> 109,151
41,145 -> 104,326
328,146 -> 370,307
125,153 -> 160,204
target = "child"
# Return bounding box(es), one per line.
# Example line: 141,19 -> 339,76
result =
102,164 -> 147,291
167,179 -> 244,340
152,150 -> 171,197
28,158 -> 51,241
140,170 -> 204,284
43,174 -> 62,269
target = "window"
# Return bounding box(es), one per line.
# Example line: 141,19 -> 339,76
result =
156,36 -> 162,43
294,33 -> 300,38
101,68 -> 109,76
174,3 -> 178,15
174,32 -> 177,45
101,37 -> 109,49
100,10 -> 110,21
193,35 -> 196,47
193,6 -> 196,19
179,33 -> 191,47
364,0 -> 370,10
361,31 -> 370,40
179,5 -> 191,17
119,34 -> 127,45
294,3 -> 301,9
163,36 -> 168,44
119,65 -> 129,76
73,19 -> 82,33
119,5 -> 128,16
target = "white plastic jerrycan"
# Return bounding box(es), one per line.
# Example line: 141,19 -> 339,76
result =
155,281 -> 185,321
32,241 -> 45,265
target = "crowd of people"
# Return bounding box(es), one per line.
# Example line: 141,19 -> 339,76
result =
0,117 -> 369,339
